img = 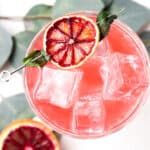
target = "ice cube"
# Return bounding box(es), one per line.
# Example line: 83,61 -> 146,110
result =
35,67 -> 82,108
100,53 -> 124,99
72,93 -> 105,133
100,53 -> 147,100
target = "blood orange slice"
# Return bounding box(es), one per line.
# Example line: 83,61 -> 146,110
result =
44,15 -> 99,69
0,119 -> 59,150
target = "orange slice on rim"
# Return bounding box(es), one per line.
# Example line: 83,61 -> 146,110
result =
44,15 -> 99,69
0,119 -> 60,150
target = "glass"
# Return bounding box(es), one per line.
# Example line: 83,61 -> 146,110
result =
23,11 -> 150,138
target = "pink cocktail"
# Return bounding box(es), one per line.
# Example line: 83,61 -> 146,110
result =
24,11 -> 150,138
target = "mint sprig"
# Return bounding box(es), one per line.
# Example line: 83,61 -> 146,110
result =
23,50 -> 50,67
97,0 -> 117,40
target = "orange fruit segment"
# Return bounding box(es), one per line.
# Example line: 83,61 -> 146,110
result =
44,15 -> 99,69
0,119 -> 60,150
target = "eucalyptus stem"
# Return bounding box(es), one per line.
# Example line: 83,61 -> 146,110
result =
0,15 -> 51,21
143,40 -> 150,47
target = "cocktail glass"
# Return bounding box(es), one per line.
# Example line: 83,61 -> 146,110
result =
23,11 -> 150,138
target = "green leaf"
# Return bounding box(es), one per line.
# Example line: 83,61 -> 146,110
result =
51,0 -> 104,19
97,0 -> 117,40
111,0 -> 150,32
23,50 -> 50,67
10,31 -> 36,71
0,94 -> 35,130
25,4 -> 52,33
0,25 -> 13,69
139,31 -> 150,54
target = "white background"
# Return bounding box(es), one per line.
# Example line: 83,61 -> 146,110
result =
0,0 -> 150,150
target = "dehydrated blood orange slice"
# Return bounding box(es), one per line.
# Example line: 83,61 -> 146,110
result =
0,119 -> 59,150
44,15 -> 99,69
0,3 -> 117,78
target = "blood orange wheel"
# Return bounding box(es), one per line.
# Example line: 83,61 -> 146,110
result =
44,15 -> 99,69
0,119 -> 59,150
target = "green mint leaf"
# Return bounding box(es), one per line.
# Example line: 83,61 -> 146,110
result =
23,50 -> 50,67
97,0 -> 117,40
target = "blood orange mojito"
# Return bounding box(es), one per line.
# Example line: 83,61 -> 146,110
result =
24,11 -> 150,138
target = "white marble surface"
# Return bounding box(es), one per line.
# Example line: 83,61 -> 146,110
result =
0,0 -> 150,150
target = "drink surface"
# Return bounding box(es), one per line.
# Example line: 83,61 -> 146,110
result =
24,11 -> 150,138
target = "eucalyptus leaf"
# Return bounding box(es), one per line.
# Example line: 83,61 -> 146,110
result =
51,0 -> 104,19
10,31 -> 36,70
139,31 -> 150,53
0,25 -> 13,69
111,0 -> 150,32
25,4 -> 52,33
0,94 -> 35,130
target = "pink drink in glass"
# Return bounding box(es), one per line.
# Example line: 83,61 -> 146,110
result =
24,11 -> 150,138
